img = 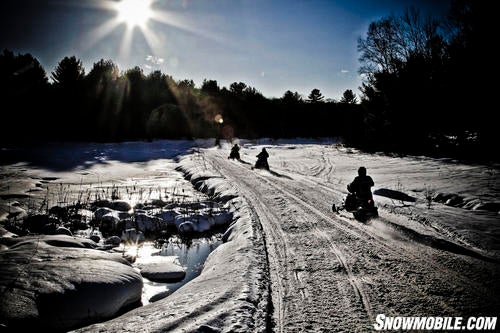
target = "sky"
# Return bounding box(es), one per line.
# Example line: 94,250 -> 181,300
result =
0,0 -> 450,100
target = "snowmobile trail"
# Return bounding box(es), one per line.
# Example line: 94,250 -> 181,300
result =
265,160 -> 499,301
201,148 -> 500,332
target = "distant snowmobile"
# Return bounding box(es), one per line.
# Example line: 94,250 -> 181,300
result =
228,144 -> 240,160
253,148 -> 269,170
228,150 -> 240,160
253,157 -> 269,170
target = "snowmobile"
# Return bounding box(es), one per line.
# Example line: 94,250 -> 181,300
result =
332,193 -> 378,222
253,155 -> 269,170
228,149 -> 240,160
228,144 -> 240,160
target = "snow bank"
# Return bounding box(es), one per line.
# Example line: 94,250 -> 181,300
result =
0,235 -> 143,332
73,152 -> 270,332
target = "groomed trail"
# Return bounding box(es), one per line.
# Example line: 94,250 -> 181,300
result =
197,146 -> 500,332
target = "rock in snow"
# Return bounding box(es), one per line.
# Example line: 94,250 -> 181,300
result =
0,235 -> 143,332
137,256 -> 186,282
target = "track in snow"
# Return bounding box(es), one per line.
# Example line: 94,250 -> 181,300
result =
201,148 -> 500,332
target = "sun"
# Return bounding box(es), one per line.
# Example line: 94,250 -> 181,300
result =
82,0 -> 215,64
116,0 -> 153,28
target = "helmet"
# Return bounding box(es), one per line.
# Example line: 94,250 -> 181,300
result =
358,166 -> 367,176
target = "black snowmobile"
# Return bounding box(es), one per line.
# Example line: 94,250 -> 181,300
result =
334,167 -> 378,221
228,149 -> 240,160
332,192 -> 378,222
253,155 -> 269,170
253,148 -> 270,170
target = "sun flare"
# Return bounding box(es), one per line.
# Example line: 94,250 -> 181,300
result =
82,0 -> 216,65
116,0 -> 153,28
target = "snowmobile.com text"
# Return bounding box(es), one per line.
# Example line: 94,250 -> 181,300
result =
373,314 -> 497,331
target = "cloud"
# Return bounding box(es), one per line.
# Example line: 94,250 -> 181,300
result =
146,55 -> 165,65
340,69 -> 349,73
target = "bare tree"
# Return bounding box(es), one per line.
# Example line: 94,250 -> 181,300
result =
358,7 -> 441,78
358,16 -> 401,76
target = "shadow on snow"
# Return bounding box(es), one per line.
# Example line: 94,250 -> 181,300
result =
0,140 -> 197,172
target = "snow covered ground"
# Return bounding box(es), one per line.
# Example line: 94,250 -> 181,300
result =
1,139 -> 499,332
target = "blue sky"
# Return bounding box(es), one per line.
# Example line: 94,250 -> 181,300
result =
0,0 -> 450,100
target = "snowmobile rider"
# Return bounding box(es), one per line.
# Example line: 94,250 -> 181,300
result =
347,166 -> 375,205
229,144 -> 240,160
257,147 -> 269,161
255,148 -> 270,169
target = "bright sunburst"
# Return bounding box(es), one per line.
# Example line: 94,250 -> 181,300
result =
116,0 -> 153,28
80,0 -> 220,66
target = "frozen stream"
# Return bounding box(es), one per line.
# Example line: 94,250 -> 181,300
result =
125,236 -> 222,305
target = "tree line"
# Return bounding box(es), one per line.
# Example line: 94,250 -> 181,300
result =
0,50 -> 358,143
0,0 -> 493,161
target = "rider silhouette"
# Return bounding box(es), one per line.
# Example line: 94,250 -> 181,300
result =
257,148 -> 268,160
229,144 -> 240,159
347,166 -> 374,205
255,148 -> 269,170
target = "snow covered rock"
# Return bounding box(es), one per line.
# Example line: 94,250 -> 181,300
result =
135,212 -> 163,232
137,256 -> 186,282
156,208 -> 179,224
433,192 -> 499,213
56,226 -> 73,236
178,221 -> 195,234
111,200 -> 132,212
104,235 -> 122,246
173,210 -> 232,234
472,201 -> 500,212
0,235 -> 143,332
92,199 -> 132,212
89,234 -> 100,243
93,207 -> 114,219
99,211 -> 123,234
